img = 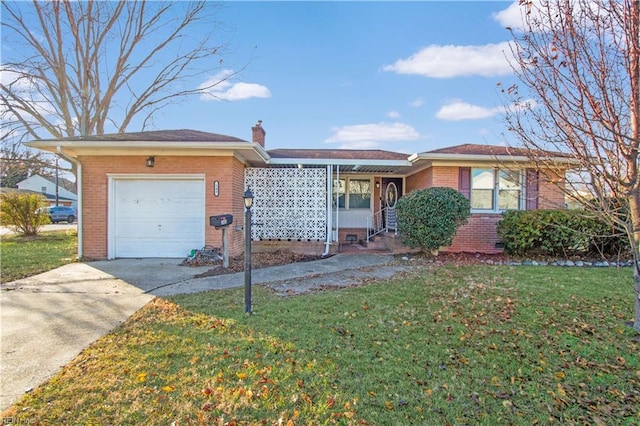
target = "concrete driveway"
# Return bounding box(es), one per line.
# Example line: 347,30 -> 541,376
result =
0,263 -> 154,411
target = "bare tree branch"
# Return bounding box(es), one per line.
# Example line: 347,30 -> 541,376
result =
1,0 -> 232,140
502,0 -> 640,332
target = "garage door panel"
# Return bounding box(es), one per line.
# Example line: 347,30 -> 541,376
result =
112,179 -> 205,258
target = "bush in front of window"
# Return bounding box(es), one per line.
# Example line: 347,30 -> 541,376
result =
396,187 -> 470,252
497,209 -> 628,258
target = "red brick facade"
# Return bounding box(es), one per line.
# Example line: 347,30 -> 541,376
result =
80,155 -> 247,260
401,165 -> 567,254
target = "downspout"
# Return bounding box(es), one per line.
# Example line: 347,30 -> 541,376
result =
335,165 -> 340,245
323,164 -> 332,256
57,147 -> 82,259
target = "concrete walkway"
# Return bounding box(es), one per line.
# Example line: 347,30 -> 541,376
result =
0,253 -> 400,411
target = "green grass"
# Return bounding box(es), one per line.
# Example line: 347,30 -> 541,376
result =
0,230 -> 78,283
4,265 -> 639,424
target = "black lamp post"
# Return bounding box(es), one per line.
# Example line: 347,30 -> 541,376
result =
243,189 -> 254,314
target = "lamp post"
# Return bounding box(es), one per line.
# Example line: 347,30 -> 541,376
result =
243,189 -> 254,314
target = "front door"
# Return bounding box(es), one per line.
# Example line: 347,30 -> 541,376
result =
382,178 -> 403,231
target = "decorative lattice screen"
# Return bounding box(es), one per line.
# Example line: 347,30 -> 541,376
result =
245,168 -> 327,241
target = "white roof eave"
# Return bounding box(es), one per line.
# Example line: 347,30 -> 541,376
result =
25,140 -> 271,163
409,152 -> 578,165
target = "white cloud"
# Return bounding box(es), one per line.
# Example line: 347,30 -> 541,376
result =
493,1 -> 527,30
326,122 -> 420,149
387,110 -> 400,119
436,99 -> 536,121
383,42 -> 514,78
198,69 -> 271,101
436,100 -> 502,121
410,98 -> 424,108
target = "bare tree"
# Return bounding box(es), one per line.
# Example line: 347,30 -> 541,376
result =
501,0 -> 640,332
0,134 -> 59,188
1,0 -> 234,140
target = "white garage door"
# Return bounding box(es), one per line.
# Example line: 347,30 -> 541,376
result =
112,178 -> 205,258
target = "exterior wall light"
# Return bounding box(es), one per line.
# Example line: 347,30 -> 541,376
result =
146,156 -> 155,167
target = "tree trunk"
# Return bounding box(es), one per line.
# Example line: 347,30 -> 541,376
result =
635,269 -> 640,333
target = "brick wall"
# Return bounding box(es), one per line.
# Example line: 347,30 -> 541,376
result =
538,169 -> 566,209
80,155 -> 246,260
444,214 -> 503,254
338,227 -> 367,244
401,165 -> 567,254
405,167 -> 433,193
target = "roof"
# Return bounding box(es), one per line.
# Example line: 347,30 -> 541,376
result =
26,129 -> 576,172
266,149 -> 413,174
426,143 -> 535,156
38,129 -> 248,143
410,143 -> 577,166
26,129 -> 269,164
268,149 -> 408,161
0,187 -> 75,201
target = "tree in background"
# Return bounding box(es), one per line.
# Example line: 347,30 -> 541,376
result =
1,0 -> 233,140
0,138 -> 59,188
396,187 -> 470,253
501,0 -> 640,332
0,192 -> 50,236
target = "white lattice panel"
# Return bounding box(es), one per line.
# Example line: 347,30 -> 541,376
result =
245,168 -> 327,241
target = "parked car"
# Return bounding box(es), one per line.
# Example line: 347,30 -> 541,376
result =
43,206 -> 76,223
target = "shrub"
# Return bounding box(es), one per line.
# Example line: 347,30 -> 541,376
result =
497,209 -> 628,258
396,187 -> 470,252
0,192 -> 50,236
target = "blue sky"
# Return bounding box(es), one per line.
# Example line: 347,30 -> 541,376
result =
152,1 -> 526,154
2,1 -> 529,155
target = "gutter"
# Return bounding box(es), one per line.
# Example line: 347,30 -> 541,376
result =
56,146 -> 82,259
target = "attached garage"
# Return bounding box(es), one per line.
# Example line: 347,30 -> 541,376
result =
108,175 -> 205,258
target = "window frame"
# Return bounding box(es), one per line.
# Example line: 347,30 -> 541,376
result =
333,177 -> 373,210
470,168 -> 524,213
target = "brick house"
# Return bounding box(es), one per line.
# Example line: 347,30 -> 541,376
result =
27,122 -> 573,260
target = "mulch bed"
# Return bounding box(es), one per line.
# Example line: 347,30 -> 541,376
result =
188,249 -> 328,278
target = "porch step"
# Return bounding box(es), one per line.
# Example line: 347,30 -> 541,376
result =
374,232 -> 421,255
359,239 -> 387,250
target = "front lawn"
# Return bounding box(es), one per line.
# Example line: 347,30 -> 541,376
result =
0,230 -> 77,283
4,265 -> 639,424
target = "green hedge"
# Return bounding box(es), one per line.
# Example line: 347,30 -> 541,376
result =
396,187 -> 470,251
497,209 -> 627,257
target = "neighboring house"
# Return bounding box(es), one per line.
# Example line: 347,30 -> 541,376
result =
0,187 -> 76,208
26,123 -> 574,260
16,174 -> 77,208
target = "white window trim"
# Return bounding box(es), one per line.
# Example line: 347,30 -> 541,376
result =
334,176 -> 373,211
470,168 -> 525,214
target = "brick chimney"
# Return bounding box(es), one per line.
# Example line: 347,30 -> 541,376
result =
251,120 -> 266,147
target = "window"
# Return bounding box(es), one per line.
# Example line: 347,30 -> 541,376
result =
333,178 -> 346,208
348,179 -> 371,209
471,168 -> 522,211
333,178 -> 372,209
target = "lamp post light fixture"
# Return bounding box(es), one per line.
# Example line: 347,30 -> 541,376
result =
243,189 -> 254,314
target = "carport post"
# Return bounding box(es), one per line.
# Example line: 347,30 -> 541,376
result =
243,189 -> 254,314
222,227 -> 229,268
